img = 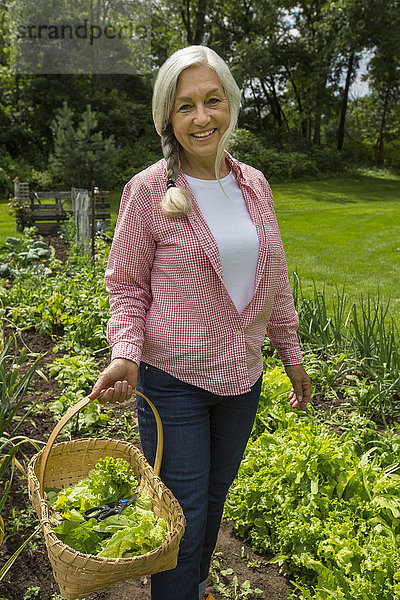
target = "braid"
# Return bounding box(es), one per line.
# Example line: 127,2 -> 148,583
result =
159,124 -> 192,217
161,124 -> 180,182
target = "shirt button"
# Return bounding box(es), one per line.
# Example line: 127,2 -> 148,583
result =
236,329 -> 242,335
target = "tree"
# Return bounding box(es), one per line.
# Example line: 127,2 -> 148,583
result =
48,101 -> 118,188
366,0 -> 400,165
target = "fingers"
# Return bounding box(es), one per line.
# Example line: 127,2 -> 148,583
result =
289,386 -> 306,410
89,370 -> 113,400
88,358 -> 138,403
89,376 -> 107,400
285,364 -> 312,411
97,380 -> 134,405
289,381 -> 311,410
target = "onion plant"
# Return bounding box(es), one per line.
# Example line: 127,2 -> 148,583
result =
292,273 -> 400,423
292,273 -> 351,352
0,333 -> 42,438
349,293 -> 399,376
0,332 -> 44,548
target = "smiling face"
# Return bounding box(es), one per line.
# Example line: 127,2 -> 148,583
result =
169,64 -> 231,177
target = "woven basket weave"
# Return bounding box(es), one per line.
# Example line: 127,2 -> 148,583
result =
27,391 -> 185,600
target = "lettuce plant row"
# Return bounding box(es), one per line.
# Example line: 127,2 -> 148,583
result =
225,367 -> 400,599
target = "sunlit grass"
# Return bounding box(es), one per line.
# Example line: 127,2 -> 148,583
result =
272,172 -> 400,324
0,199 -> 17,245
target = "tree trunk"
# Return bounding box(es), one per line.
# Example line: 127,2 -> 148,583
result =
313,65 -> 329,145
313,79 -> 327,145
180,0 -> 193,44
250,80 -> 262,121
313,112 -> 321,145
193,0 -> 207,44
180,0 -> 207,45
284,65 -> 307,137
337,52 -> 355,151
259,77 -> 286,129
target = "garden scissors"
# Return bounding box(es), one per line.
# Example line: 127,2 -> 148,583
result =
84,492 -> 139,522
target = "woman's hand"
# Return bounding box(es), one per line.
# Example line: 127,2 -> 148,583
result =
284,364 -> 311,410
89,358 -> 138,405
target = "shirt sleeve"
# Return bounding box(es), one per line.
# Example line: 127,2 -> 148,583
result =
105,177 -> 155,365
266,252 -> 303,365
262,177 -> 303,365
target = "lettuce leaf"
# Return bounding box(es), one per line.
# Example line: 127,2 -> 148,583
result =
97,515 -> 168,558
51,457 -> 168,558
54,517 -> 105,555
53,456 -> 138,512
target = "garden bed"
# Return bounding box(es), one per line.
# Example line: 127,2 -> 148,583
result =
1,325 -> 295,600
1,231 -> 399,600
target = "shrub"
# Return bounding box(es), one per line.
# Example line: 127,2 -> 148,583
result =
227,129 -> 267,172
384,140 -> 400,172
341,139 -> 375,167
310,146 -> 344,174
228,129 -> 343,181
0,150 -> 32,199
114,143 -> 161,183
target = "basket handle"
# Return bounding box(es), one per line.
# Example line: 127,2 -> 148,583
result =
39,390 -> 163,496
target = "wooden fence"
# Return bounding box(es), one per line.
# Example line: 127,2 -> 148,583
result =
13,179 -> 111,235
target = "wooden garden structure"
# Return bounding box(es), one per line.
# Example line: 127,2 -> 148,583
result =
13,178 -> 111,235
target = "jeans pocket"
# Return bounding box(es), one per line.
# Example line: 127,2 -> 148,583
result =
140,362 -> 180,394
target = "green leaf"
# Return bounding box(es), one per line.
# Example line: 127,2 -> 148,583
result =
54,519 -> 103,555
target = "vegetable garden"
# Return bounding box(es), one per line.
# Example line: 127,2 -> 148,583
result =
1,175 -> 400,600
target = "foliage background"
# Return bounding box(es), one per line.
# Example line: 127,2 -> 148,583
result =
0,0 -> 399,196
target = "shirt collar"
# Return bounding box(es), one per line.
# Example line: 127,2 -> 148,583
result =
224,151 -> 246,182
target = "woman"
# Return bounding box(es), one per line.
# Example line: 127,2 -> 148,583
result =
90,45 -> 311,600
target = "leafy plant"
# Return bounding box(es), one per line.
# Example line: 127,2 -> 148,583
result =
225,368 -> 400,600
1,238 -> 110,352
210,553 -> 263,599
23,586 -> 40,599
50,457 -> 167,558
0,231 -> 53,279
47,354 -> 108,433
8,196 -> 32,232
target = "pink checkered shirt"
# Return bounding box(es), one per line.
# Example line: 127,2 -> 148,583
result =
105,152 -> 302,396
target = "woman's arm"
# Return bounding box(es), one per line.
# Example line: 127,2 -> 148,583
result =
90,178 -> 155,402
105,179 -> 155,365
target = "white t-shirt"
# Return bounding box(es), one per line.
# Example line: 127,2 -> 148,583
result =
185,171 -> 260,314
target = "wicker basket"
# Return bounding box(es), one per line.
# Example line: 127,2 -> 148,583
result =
27,391 -> 186,600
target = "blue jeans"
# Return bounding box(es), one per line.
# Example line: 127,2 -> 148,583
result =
136,362 -> 262,600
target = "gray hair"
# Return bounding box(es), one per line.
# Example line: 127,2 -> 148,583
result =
152,45 -> 241,217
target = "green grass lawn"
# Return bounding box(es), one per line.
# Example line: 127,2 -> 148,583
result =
272,171 -> 400,324
0,199 -> 17,244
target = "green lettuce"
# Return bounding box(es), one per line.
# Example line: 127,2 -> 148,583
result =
52,456 -> 138,512
225,367 -> 400,600
51,456 -> 168,558
96,509 -> 168,558
54,517 -> 105,555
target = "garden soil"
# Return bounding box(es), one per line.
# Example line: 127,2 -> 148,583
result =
1,237 -> 298,600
